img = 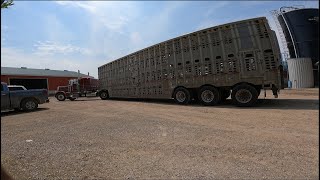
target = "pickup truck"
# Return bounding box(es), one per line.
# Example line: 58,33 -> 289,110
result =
1,82 -> 49,111
8,85 -> 27,91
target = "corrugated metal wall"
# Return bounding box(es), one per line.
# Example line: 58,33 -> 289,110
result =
287,58 -> 314,88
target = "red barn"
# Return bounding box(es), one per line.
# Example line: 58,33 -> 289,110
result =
1,67 -> 93,95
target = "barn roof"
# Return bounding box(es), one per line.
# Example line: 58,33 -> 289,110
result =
1,67 -> 92,78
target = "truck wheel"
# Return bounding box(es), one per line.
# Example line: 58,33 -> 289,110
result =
173,87 -> 191,104
69,97 -> 76,101
198,86 -> 220,106
56,93 -> 66,101
231,84 -> 258,107
99,91 -> 109,100
21,98 -> 38,111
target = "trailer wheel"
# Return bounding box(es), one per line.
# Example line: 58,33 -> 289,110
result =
99,91 -> 109,100
173,87 -> 191,104
21,98 -> 38,111
56,93 -> 66,101
198,86 -> 220,106
231,84 -> 258,107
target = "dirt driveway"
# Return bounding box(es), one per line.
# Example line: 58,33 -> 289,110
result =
1,89 -> 319,179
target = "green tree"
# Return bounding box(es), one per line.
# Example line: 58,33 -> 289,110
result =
1,0 -> 14,9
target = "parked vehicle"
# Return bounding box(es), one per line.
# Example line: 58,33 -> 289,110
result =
1,82 -> 49,111
8,85 -> 27,91
98,17 -> 284,106
55,77 -> 99,101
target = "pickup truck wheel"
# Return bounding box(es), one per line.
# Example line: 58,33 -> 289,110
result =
21,99 -> 38,111
231,84 -> 258,107
99,91 -> 109,100
56,93 -> 66,101
173,87 -> 191,105
198,86 -> 220,106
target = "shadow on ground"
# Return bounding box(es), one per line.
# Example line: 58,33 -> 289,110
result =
106,98 -> 319,110
1,108 -> 49,117
52,96 -> 101,102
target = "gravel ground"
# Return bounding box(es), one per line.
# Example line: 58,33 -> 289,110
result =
1,89 -> 319,179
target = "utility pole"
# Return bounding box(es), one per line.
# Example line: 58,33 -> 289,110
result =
77,70 -> 80,92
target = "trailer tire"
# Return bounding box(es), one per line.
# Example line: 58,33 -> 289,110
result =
198,86 -> 220,106
173,87 -> 191,105
56,93 -> 66,101
99,91 -> 109,100
21,98 -> 38,111
231,84 -> 258,107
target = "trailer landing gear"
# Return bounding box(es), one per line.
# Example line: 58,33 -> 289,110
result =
272,86 -> 279,98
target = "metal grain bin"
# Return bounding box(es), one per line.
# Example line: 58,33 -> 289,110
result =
277,8 -> 319,86
287,58 -> 314,88
277,8 -> 319,61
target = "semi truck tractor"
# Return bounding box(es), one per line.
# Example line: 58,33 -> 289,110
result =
98,17 -> 283,106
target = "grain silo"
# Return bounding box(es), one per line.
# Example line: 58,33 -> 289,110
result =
276,7 -> 319,86
287,58 -> 314,88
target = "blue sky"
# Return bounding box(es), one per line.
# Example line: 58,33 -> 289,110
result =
1,1 -> 318,78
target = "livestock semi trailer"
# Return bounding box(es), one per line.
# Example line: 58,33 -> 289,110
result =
98,17 -> 284,106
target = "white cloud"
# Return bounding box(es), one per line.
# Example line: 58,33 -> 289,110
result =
1,47 -> 101,78
124,1 -> 188,49
130,32 -> 142,47
54,1 -> 143,61
33,41 -> 92,56
43,14 -> 74,42
55,1 -> 138,33
195,2 -> 231,30
1,25 -> 9,45
203,2 -> 231,18
54,1 -> 192,61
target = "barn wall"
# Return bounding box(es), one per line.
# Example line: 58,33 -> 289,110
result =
1,75 -> 77,93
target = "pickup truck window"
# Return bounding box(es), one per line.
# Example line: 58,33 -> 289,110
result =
8,87 -> 26,91
1,84 -> 3,91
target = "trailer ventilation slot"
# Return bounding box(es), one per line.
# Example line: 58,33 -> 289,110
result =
204,58 -> 212,75
264,49 -> 276,70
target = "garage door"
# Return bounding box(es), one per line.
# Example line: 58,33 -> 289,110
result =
9,78 -> 48,90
